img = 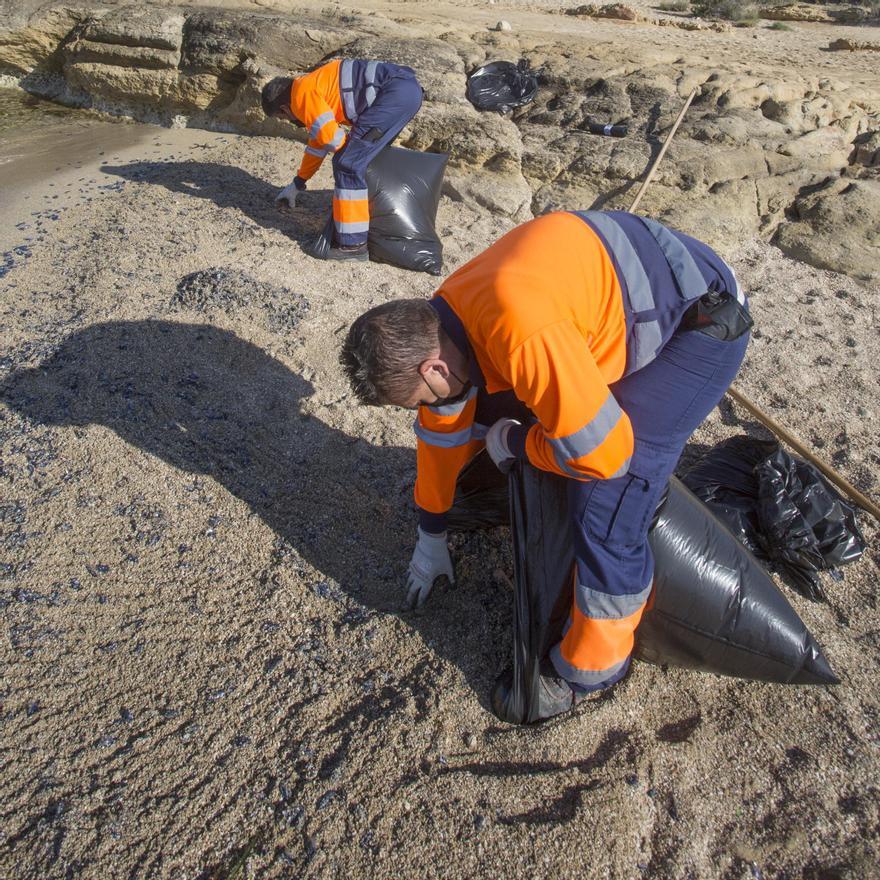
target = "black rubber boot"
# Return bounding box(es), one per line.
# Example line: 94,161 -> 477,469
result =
327,244 -> 369,262
491,664 -> 582,724
534,671 -> 581,720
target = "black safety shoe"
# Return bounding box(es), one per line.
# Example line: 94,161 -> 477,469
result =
327,244 -> 369,262
534,671 -> 583,720
491,663 -> 583,724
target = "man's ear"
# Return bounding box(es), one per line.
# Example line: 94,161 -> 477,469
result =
419,358 -> 449,380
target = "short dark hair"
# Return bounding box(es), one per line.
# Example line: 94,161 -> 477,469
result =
340,300 -> 440,405
261,77 -> 293,118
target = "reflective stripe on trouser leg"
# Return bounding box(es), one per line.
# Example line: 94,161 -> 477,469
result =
332,186 -> 369,246
331,76 -> 423,246
332,142 -> 371,247
550,568 -> 647,690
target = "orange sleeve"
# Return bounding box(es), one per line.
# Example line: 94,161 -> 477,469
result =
293,94 -> 348,181
413,392 -> 483,514
504,321 -> 633,480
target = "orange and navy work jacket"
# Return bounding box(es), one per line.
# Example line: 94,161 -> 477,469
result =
414,210 -> 745,534
290,59 -> 397,181
289,59 -> 349,181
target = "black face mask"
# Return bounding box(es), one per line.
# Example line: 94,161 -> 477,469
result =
422,367 -> 472,409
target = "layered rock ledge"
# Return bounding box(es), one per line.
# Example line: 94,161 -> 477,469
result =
2,0 -> 879,279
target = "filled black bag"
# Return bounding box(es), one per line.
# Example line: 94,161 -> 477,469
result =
466,60 -> 538,114
682,435 -> 866,601
304,145 -> 448,275
448,452 -> 839,725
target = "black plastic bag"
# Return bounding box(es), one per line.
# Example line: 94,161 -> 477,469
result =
682,435 -> 866,601
449,452 -> 838,725
466,60 -> 538,114
637,477 -> 836,687
678,435 -> 774,555
447,450 -> 509,530
304,145 -> 448,275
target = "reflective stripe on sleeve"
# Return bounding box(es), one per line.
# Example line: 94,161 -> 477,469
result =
327,128 -> 346,151
471,423 -> 490,441
548,393 -> 624,472
310,111 -> 335,140
607,456 -> 632,479
641,217 -> 708,300
413,421 -> 474,448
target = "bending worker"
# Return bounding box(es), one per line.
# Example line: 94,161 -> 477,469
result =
261,59 -> 423,262
340,210 -> 752,722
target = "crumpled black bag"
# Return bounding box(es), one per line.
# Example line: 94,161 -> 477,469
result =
682,435 -> 866,601
466,60 -> 538,114
448,451 -> 838,725
304,145 -> 448,275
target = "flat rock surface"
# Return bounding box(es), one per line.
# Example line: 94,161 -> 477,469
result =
0,2 -> 879,878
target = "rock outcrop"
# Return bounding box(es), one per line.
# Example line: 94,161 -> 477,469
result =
828,37 -> 880,51
759,4 -> 834,22
773,178 -> 880,281
1,1 -> 879,279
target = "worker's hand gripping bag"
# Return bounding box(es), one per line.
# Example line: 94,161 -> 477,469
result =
447,452 -> 839,725
305,145 -> 448,275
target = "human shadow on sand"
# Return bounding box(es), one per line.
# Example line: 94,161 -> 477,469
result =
0,320 -> 503,706
100,161 -> 331,245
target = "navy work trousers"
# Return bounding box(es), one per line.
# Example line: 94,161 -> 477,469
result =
552,324 -> 750,690
332,71 -> 423,247
474,323 -> 750,691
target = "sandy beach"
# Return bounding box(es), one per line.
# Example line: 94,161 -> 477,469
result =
1,1 -> 879,876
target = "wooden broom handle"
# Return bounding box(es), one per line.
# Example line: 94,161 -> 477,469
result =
628,87 -> 698,215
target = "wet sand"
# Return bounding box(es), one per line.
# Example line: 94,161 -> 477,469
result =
1,89 -> 878,880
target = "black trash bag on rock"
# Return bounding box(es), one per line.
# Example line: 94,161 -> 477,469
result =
449,451 -> 838,725
466,60 -> 538,114
682,435 -> 866,602
304,145 -> 448,275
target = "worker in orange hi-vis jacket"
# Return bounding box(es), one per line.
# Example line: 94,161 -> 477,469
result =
340,210 -> 752,723
261,59 -> 423,262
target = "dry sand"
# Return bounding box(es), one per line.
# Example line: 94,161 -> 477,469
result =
0,23 -> 879,880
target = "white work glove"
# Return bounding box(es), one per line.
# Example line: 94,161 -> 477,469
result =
406,527 -> 454,609
485,418 -> 521,473
275,179 -> 301,211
